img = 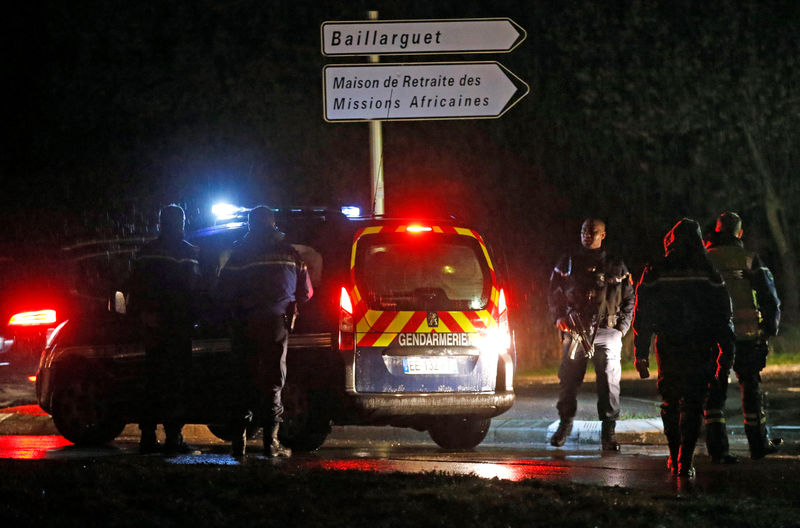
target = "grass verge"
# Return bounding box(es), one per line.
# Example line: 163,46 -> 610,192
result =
1,459 -> 799,528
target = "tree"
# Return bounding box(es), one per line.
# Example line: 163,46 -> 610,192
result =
546,0 -> 800,319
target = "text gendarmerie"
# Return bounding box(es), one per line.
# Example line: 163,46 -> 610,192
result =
397,332 -> 472,347
329,30 -> 442,50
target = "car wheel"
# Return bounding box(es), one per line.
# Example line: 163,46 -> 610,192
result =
206,422 -> 260,442
51,368 -> 125,446
278,382 -> 331,452
428,416 -> 491,450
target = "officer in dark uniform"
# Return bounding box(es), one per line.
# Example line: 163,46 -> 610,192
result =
704,212 -> 782,461
548,218 -> 635,451
633,218 -> 734,478
127,204 -> 201,454
217,205 -> 313,457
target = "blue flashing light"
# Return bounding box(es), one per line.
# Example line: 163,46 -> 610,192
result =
341,206 -> 360,218
212,203 -> 247,220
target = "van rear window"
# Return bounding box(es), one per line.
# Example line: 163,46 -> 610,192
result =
354,233 -> 491,311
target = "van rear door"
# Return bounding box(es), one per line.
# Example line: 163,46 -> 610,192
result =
350,225 -> 504,393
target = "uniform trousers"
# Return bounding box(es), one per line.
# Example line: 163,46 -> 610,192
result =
140,326 -> 192,438
231,315 -> 289,431
556,327 -> 623,422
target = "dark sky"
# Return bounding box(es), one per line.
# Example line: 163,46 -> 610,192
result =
2,0 -> 798,292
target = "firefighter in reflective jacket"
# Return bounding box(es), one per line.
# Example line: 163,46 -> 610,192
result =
217,205 -> 313,457
548,218 -> 635,451
704,212 -> 782,461
128,204 -> 201,455
633,218 -> 735,478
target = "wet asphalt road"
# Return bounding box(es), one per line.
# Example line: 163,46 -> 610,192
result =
2,370 -> 799,492
2,426 -> 800,495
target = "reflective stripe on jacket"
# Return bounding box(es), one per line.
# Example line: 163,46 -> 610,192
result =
217,231 -> 313,319
127,236 -> 200,325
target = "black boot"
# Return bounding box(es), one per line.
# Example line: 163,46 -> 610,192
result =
164,430 -> 200,455
661,405 -> 680,475
231,410 -> 253,457
601,420 -> 620,452
677,445 -> 696,479
705,420 -> 739,464
549,419 -> 573,447
138,427 -> 160,454
677,409 -> 702,479
266,424 -> 292,458
745,423 -> 783,460
231,428 -> 247,457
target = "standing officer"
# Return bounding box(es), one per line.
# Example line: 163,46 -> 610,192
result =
217,205 -> 313,457
128,204 -> 201,455
633,218 -> 734,478
548,218 -> 635,451
704,212 -> 782,461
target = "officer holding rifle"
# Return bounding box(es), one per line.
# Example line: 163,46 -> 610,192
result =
547,218 -> 635,451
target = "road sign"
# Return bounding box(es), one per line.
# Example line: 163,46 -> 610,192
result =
322,62 -> 529,122
321,18 -> 526,56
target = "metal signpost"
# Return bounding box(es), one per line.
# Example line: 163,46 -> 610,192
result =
321,15 -> 528,216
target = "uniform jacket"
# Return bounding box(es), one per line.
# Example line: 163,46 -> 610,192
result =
633,220 -> 735,362
548,247 -> 635,335
127,235 -> 201,328
705,232 -> 781,339
217,228 -> 313,320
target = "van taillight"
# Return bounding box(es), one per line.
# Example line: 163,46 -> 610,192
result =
8,310 -> 57,326
340,287 -> 353,315
498,289 -> 508,315
498,289 -> 511,350
339,287 -> 355,351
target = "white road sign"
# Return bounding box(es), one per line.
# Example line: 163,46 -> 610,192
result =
322,62 -> 529,122
321,18 -> 526,56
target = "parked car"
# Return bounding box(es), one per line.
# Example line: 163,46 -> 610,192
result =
0,253 -> 64,382
35,209 -> 516,450
1,238 -> 144,384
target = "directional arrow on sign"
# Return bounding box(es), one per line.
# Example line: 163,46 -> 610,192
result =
322,62 -> 529,122
321,18 -> 526,56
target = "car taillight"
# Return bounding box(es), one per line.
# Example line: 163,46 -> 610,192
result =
339,287 -> 354,351
8,310 -> 57,326
498,288 -> 511,350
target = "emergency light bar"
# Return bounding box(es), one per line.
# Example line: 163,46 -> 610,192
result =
212,203 -> 248,221
406,225 -> 432,233
341,206 -> 360,218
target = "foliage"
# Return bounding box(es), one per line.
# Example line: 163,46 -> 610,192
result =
543,0 -> 800,316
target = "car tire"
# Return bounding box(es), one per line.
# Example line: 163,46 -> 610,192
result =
428,416 -> 491,450
206,422 -> 260,442
51,367 -> 125,446
278,382 -> 331,452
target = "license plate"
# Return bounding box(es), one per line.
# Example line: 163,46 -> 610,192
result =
402,356 -> 458,374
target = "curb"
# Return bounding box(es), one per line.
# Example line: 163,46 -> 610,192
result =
487,418 -> 667,446
0,413 -> 59,436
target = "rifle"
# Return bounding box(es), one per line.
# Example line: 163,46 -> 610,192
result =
567,310 -> 595,360
284,301 -> 298,332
